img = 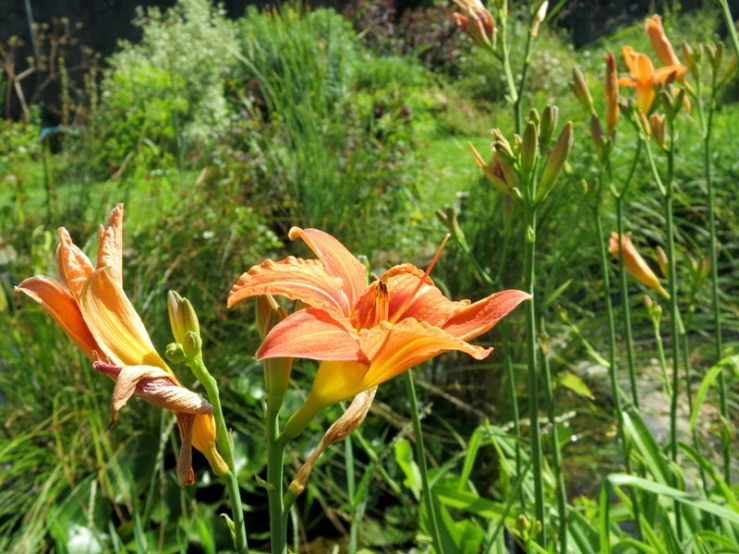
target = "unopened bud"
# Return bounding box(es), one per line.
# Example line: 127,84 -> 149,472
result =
183,331 -> 202,359
531,0 -> 548,37
654,245 -> 668,277
649,113 -> 666,150
591,114 -> 603,152
168,290 -> 200,345
469,142 -> 510,194
681,42 -> 694,71
605,52 -> 619,131
166,342 -> 187,364
453,0 -> 497,51
521,121 -> 539,179
571,67 -> 594,113
712,42 -> 724,73
256,295 -> 288,340
637,110 -> 651,137
539,105 -> 558,146
536,121 -> 574,203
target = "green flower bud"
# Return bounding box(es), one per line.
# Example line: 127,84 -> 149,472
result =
536,122 -> 574,203
182,331 -> 202,359
165,342 -> 187,364
521,120 -> 539,179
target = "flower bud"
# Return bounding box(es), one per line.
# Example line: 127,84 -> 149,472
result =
604,52 -> 619,131
453,0 -> 496,51
590,114 -> 603,152
168,290 -> 200,345
536,121 -> 573,203
571,67 -> 594,113
649,113 -> 666,150
531,0 -> 548,37
182,331 -> 202,359
166,342 -> 187,365
637,110 -> 651,138
539,105 -> 558,146
255,295 -> 288,340
654,245 -> 668,277
521,120 -> 539,179
469,142 -> 510,195
681,42 -> 694,71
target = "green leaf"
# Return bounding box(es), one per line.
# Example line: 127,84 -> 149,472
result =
622,408 -> 671,486
609,474 -> 739,525
557,371 -> 594,399
458,427 -> 484,490
689,357 -> 737,433
394,439 -> 422,500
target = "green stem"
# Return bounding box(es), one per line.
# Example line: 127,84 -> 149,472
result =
523,203 -> 545,546
346,436 -> 359,554
644,131 -> 684,540
498,19 -> 519,119
505,350 -> 524,508
615,196 -> 640,411
702,71 -> 731,482
541,342 -> 566,554
717,0 -> 739,57
192,357 -> 249,554
403,370 -> 444,553
266,408 -> 287,554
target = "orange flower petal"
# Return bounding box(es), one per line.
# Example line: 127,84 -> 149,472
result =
257,307 -> 366,363
351,264 -> 460,329
636,83 -> 656,114
16,275 -> 100,360
358,319 -> 491,390
228,257 -> 350,319
617,77 -> 636,87
97,204 -> 124,285
55,228 -> 95,300
653,65 -> 684,82
634,52 -> 655,83
442,289 -> 531,341
289,227 -> 367,308
622,46 -> 636,73
79,267 -> 172,372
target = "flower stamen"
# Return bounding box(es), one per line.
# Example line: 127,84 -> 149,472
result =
390,234 -> 450,324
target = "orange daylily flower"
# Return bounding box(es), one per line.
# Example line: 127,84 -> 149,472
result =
645,15 -> 686,71
609,232 -> 669,299
228,228 -> 530,436
618,46 -> 684,114
16,204 -> 227,484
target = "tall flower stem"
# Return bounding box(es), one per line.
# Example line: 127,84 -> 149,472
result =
505,350 -> 524,508
643,136 -> 684,540
266,408 -> 288,554
609,145 -> 644,540
540,340 -> 566,554
615,196 -> 640,411
403,370 -> 444,554
698,68 -> 731,482
190,356 -> 250,554
514,17 -> 536,134
523,202 -> 545,547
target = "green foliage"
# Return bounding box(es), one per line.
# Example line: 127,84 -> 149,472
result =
97,0 -> 238,169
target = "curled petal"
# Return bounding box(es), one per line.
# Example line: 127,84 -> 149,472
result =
80,267 -> 172,372
56,228 -> 94,300
617,77 -> 636,88
258,307 -> 366,363
97,204 -> 124,285
228,257 -> 350,319
442,289 -> 531,341
176,413 -> 196,485
16,275 -> 99,360
289,227 -> 368,308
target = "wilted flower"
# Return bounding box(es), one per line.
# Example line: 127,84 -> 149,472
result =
453,0 -> 496,50
16,205 -> 227,484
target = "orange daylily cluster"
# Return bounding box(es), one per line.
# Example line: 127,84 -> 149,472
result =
618,15 -> 687,114
17,205 -> 227,485
228,227 -> 529,436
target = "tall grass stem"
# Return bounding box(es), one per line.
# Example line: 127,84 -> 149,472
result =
403,370 -> 444,554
